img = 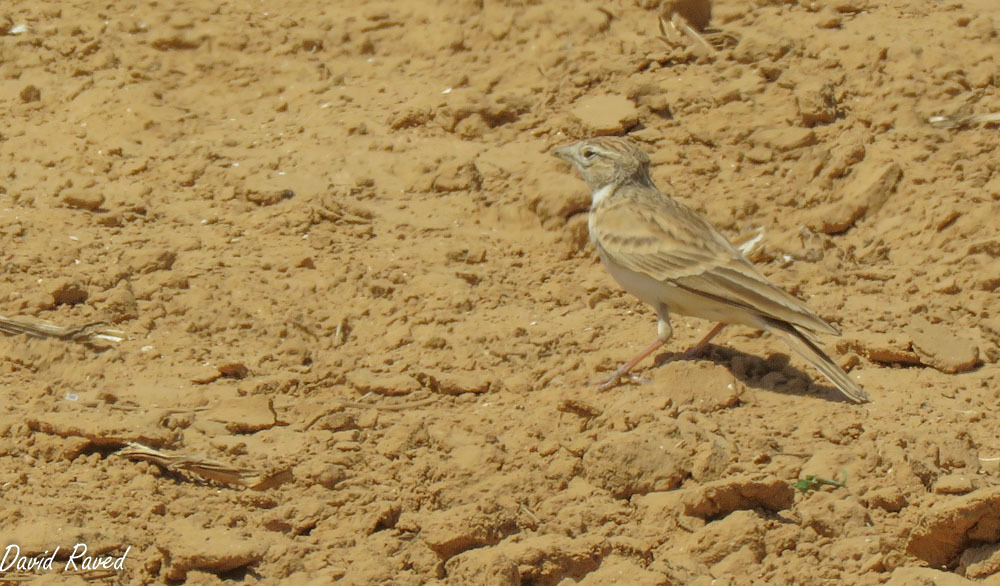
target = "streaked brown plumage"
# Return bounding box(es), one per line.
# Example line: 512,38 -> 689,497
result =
554,136 -> 869,403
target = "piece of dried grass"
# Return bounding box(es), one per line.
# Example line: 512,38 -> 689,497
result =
117,442 -> 285,489
926,111 -> 1000,129
0,315 -> 124,346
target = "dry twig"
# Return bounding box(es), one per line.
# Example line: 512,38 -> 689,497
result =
117,442 -> 272,488
926,111 -> 1000,129
0,315 -> 124,345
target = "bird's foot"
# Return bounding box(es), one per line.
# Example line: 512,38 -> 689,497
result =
591,338 -> 666,390
591,370 -> 651,391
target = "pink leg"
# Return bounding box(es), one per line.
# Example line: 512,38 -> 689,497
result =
593,338 -> 665,391
594,322 -> 727,391
684,322 -> 726,358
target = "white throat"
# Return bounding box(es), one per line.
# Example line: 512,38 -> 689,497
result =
592,184 -> 615,206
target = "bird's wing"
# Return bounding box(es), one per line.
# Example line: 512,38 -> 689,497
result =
591,189 -> 839,336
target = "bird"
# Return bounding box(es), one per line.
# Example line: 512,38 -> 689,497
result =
553,136 -> 869,403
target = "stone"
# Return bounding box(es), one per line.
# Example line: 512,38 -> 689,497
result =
157,519 -> 268,581
837,333 -> 921,366
570,94 -> 639,135
908,487 -> 1000,568
20,84 -> 41,102
682,476 -> 794,520
809,160 -> 901,234
906,316 -> 980,374
862,486 -> 908,513
583,423 -> 691,498
416,370 -> 491,395
958,542 -> 1000,580
661,0 -> 712,30
749,127 -> 817,152
207,396 -> 277,434
50,279 -> 88,306
934,474 -> 978,495
345,370 -> 421,396
62,189 -> 106,211
414,502 -> 519,560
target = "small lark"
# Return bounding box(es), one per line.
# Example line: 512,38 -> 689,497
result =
554,137 -> 869,403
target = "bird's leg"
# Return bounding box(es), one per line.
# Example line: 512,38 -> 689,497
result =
684,322 -> 726,358
592,304 -> 672,391
592,337 -> 664,390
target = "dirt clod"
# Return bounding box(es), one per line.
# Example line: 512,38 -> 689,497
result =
2,0 -> 999,584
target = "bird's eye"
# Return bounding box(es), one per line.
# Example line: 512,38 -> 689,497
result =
582,148 -> 597,160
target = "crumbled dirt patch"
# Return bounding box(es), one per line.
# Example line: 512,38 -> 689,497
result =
1,0 -> 999,583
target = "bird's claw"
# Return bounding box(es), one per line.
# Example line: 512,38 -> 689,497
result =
591,371 -> 651,391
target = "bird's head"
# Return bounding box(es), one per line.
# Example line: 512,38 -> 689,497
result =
553,137 -> 653,191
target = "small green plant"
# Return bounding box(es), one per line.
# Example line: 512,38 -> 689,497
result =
793,472 -> 847,494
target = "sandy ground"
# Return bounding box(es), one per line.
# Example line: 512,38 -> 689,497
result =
1,0 -> 999,583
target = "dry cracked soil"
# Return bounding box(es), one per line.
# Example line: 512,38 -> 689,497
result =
1,0 -> 1000,584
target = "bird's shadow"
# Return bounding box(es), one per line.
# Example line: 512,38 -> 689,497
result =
650,344 -> 857,404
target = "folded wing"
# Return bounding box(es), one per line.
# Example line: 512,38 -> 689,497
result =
591,190 -> 839,336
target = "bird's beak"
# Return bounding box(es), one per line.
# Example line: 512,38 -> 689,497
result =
552,145 -> 576,162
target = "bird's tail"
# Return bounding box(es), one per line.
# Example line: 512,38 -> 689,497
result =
764,320 -> 870,403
